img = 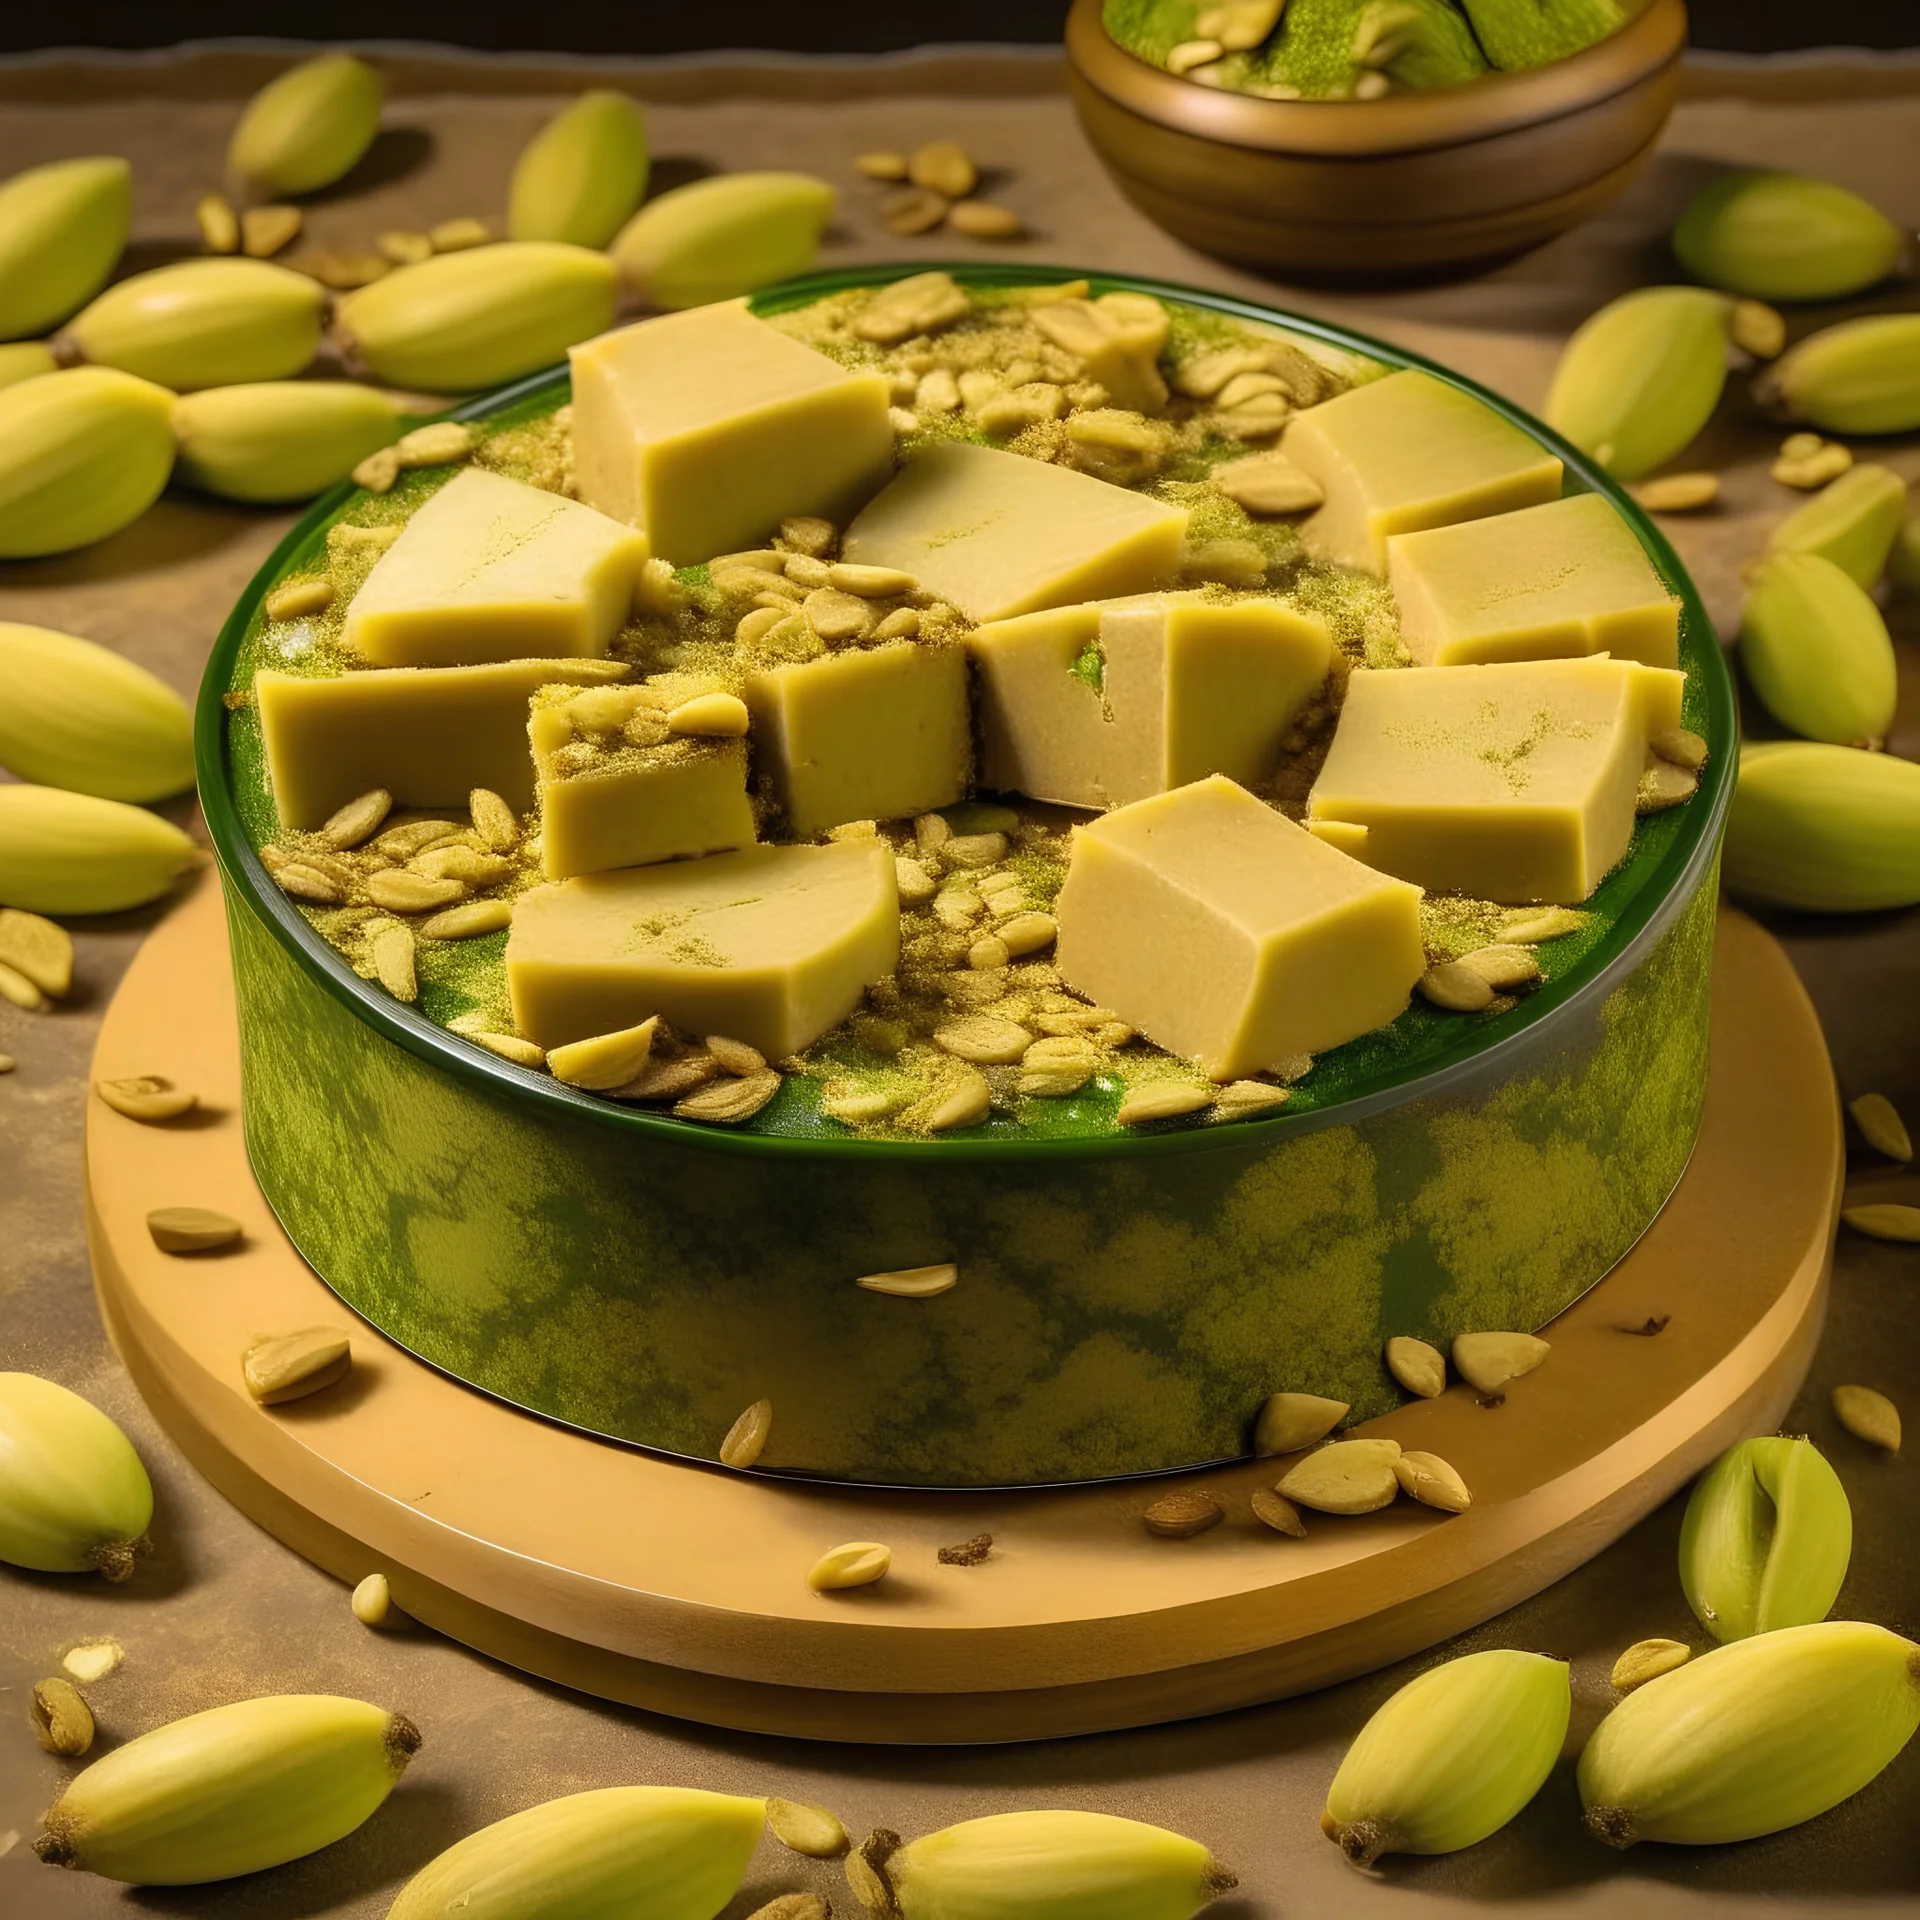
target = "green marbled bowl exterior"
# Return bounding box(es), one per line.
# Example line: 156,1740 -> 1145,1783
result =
202,267 -> 1734,1488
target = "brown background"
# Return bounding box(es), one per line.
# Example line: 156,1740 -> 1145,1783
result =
1,42 -> 1918,1916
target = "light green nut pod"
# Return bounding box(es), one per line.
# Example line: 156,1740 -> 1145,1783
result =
1579,1620 -> 1920,1847
36,1694 -> 420,1884
0,623 -> 193,801
1673,170 -> 1903,303
0,365 -> 176,559
1678,1435 -> 1851,1644
508,90 -> 649,249
173,381 -> 404,503
1320,1649 -> 1571,1866
0,340 -> 58,389
229,53 -> 383,198
0,784 -> 201,915
0,1372 -> 153,1581
1724,741 -> 1920,913
1755,313 -> 1920,436
874,1809 -> 1235,1920
1739,550 -> 1897,747
0,156 -> 131,342
1544,286 -> 1733,482
386,1785 -> 766,1920
1767,462 -> 1907,588
338,241 -> 618,394
612,173 -> 835,311
59,257 -> 325,391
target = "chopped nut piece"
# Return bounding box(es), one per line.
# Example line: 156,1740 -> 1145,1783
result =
0,908 -> 72,997
31,1678 -> 94,1757
1501,906 -> 1587,944
827,561 -> 918,598
1730,299 -> 1787,360
241,204 -> 302,258
937,1532 -> 994,1565
352,1572 -> 394,1626
1394,1449 -> 1471,1513
908,139 -> 977,200
1650,726 -> 1709,771
720,1398 -> 773,1468
376,228 -> 434,265
1631,472 -> 1720,513
1385,1335 -> 1446,1399
856,150 -> 909,181
856,1263 -> 959,1297
549,1016 -> 659,1092
1832,1383 -> 1901,1452
880,186 -> 949,236
1214,452 -> 1324,516
668,692 -> 751,737
950,199 -> 1024,241
674,1069 -> 782,1123
353,444 -> 402,492
873,606 -> 920,640
366,871 -> 464,914
469,787 -> 519,852
1451,1330 -> 1549,1394
195,192 -> 239,253
394,420 -> 475,468
1612,1637 -> 1691,1692
1277,1437 -> 1402,1514
1116,1083 -> 1211,1126
612,1051 -> 716,1101
243,1326 -> 352,1404
0,959 -> 45,1010
96,1075 -> 197,1123
923,1067 -> 991,1131
471,1032 -> 544,1067
1254,1391 -> 1348,1457
778,514 -> 839,558
1212,1079 -> 1289,1121
1457,944 -> 1541,991
808,1541 -> 891,1591
264,576 -> 334,622
1772,438 -> 1852,489
1181,536 -> 1268,588
296,248 -> 389,289
147,1206 -> 243,1254
320,787 -> 392,849
1143,1489 -> 1223,1536
936,1014 -> 1032,1064
768,1798 -> 850,1860
275,862 -> 345,905
1251,1487 -> 1307,1537
1638,759 -> 1699,812
369,921 -> 418,1001
1848,1091 -> 1912,1162
854,270 -> 971,344
706,1033 -> 767,1075
1018,1035 -> 1099,1097
1419,961 -> 1495,1012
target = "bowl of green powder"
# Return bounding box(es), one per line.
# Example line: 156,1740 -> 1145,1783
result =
1068,0 -> 1687,283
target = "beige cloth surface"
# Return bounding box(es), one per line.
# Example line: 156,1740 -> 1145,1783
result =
0,44 -> 1917,1916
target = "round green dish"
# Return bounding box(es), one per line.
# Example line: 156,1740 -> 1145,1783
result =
198,264 -> 1734,1489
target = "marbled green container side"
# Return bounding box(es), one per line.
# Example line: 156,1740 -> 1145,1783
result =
226,865 -> 1714,1488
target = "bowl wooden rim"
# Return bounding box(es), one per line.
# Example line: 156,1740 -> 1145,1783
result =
1066,0 -> 1688,156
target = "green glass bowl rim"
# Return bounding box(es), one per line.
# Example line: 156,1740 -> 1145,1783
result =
195,259 -> 1736,1168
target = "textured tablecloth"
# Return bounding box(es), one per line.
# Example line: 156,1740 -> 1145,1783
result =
1,40 -> 1917,1917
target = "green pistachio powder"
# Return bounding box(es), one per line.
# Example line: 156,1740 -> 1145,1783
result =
223,284 -> 1711,1144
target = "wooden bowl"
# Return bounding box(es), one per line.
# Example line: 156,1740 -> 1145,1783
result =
1065,0 -> 1688,284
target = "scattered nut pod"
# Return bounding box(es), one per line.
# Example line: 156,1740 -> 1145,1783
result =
1678,1435 -> 1850,1643
0,366 -> 177,560
548,1016 -> 658,1092
97,1076 -> 196,1122
0,1373 -> 153,1580
173,382 -> 406,503
1143,1489 -> 1224,1538
1832,1384 -> 1901,1453
1848,1091 -> 1912,1162
612,172 -> 836,311
389,1786 -> 767,1920
229,52 -> 384,198
58,258 -> 326,390
242,1327 -> 352,1404
32,1676 -> 96,1757
1739,551 -> 1897,748
1394,1450 -> 1471,1513
337,242 -> 619,394
147,1206 -> 242,1253
1385,1335 -> 1446,1399
1611,1638 -> 1692,1693
1451,1331 -> 1549,1395
1843,1202 -> 1920,1241
508,89 -> 650,248
809,1541 -> 891,1592
861,1810 -> 1235,1920
0,156 -> 131,341
1277,1438 -> 1401,1515
0,623 -> 194,803
768,1795 -> 850,1858
35,1693 -> 420,1884
1755,313 -> 1920,435
1544,287 -> 1734,481
1723,741 -> 1920,912
1672,169 -> 1903,303
1767,463 -> 1907,588
1253,1390 -> 1348,1457
0,906 -> 74,996
1321,1649 -> 1572,1866
351,1571 -> 394,1626
1578,1620 -> 1920,1847
719,1397 -> 773,1469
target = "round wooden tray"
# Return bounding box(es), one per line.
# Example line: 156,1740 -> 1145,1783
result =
87,881 -> 1840,1744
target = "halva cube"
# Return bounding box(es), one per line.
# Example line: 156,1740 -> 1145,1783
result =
970,591 -> 1331,809
507,839 -> 899,1056
1388,492 -> 1680,669
256,658 -> 628,828
745,639 -> 970,837
1054,774 -> 1425,1079
530,682 -> 757,880
1280,370 -> 1563,573
569,302 -> 894,564
343,467 -> 649,668
841,441 -> 1188,622
1308,655 -> 1687,903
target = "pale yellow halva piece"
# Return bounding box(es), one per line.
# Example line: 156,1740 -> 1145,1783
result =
530,684 -> 757,879
746,639 -> 970,837
970,591 -> 1331,809
256,659 -> 626,828
569,302 -> 894,564
1279,369 -> 1563,573
343,468 -> 650,668
508,839 -> 899,1056
1388,492 -> 1680,670
841,440 -> 1189,623
1053,774 -> 1425,1078
1308,655 -> 1686,904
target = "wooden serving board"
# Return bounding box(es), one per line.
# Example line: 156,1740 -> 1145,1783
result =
86,882 -> 1840,1743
